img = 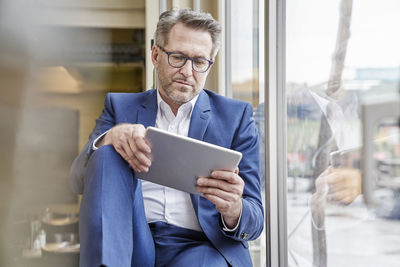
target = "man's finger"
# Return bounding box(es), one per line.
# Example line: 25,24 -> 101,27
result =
328,189 -> 349,202
121,139 -> 135,160
129,156 -> 149,173
197,177 -> 232,191
196,186 -> 234,202
135,151 -> 152,168
126,135 -> 151,165
210,170 -> 241,184
134,136 -> 151,154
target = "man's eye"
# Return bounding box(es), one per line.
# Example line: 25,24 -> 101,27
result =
194,59 -> 207,66
170,55 -> 185,61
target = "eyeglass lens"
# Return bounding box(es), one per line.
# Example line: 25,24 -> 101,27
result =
168,53 -> 209,72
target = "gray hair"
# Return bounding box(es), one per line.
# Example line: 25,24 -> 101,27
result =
154,9 -> 221,59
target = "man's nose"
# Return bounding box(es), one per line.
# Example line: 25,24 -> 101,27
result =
179,59 -> 193,76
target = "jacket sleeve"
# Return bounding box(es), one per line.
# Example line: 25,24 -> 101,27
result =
69,93 -> 116,194
220,103 -> 264,242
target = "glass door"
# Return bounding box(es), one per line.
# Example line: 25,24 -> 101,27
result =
285,0 -> 400,266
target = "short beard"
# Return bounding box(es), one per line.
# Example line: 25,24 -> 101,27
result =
162,82 -> 197,105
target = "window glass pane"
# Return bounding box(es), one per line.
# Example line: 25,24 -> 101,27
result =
231,0 -> 261,107
286,0 -> 400,266
229,0 -> 266,266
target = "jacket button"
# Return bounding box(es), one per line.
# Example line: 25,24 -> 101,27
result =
240,232 -> 248,240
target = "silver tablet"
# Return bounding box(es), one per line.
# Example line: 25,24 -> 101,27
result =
137,127 -> 242,195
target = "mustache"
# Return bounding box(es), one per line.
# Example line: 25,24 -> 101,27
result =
172,78 -> 194,86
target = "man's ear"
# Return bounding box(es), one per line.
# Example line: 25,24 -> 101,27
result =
151,45 -> 159,69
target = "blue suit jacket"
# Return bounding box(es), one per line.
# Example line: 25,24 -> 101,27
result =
70,89 -> 264,266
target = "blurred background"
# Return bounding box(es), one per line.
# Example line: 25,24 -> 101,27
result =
0,0 -> 146,266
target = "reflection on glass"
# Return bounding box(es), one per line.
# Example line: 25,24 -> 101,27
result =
286,0 -> 400,266
367,120 -> 400,219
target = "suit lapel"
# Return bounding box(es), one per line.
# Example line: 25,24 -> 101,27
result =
137,90 -> 158,127
188,90 -> 211,219
188,90 -> 211,140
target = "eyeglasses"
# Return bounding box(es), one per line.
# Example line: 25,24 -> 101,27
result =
157,46 -> 213,73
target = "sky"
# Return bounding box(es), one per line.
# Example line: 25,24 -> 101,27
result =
230,0 -> 400,85
286,0 -> 400,85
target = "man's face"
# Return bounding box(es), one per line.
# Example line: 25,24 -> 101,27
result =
152,23 -> 213,108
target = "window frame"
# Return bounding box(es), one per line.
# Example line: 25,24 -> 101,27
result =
264,0 -> 288,266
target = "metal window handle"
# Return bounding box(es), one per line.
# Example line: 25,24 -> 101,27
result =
361,96 -> 400,206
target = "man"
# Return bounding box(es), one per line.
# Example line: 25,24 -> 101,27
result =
70,9 -> 263,267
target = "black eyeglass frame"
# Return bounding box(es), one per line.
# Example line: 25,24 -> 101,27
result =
157,45 -> 214,73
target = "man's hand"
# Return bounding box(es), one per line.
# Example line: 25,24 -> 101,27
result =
314,167 -> 362,205
196,168 -> 244,229
97,123 -> 152,172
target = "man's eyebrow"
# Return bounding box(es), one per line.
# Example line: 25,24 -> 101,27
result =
173,49 -> 210,59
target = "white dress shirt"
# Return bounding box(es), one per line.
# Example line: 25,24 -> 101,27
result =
141,91 -> 202,232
